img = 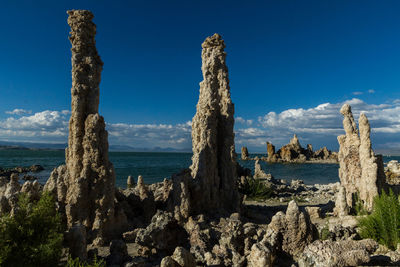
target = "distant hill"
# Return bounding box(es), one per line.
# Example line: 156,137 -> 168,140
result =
0,141 -> 191,153
0,141 -> 66,150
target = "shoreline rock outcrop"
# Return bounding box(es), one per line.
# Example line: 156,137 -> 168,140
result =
172,33 -> 241,221
336,104 -> 386,211
241,146 -> 249,160
263,135 -> 338,163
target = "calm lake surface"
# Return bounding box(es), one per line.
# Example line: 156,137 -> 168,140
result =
0,149 -> 398,188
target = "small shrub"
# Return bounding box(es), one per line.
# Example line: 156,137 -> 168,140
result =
0,192 -> 63,266
353,192 -> 368,216
320,226 -> 331,240
239,178 -> 273,201
67,256 -> 106,267
358,189 -> 400,250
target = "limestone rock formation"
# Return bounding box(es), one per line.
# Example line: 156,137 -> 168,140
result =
44,10 -> 121,243
333,186 -> 349,217
241,146 -> 249,160
127,175 -> 134,188
172,33 -> 240,220
135,210 -> 187,254
254,159 -> 272,179
386,160 -> 400,184
266,142 -> 278,162
0,174 -> 42,215
266,200 -> 316,259
65,10 -> 117,242
171,247 -> 196,267
337,104 -> 385,211
279,134 -> 304,162
298,239 -> 378,267
387,160 -> 400,175
247,242 -> 274,267
266,136 -> 337,163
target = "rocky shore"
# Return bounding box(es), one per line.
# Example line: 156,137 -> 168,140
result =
1,9 -> 400,267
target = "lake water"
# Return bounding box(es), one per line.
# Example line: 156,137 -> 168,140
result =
0,149 -> 398,188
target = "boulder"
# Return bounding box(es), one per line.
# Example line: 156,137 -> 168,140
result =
247,242 -> 274,267
171,247 -> 196,267
266,200 -> 316,259
298,239 -> 378,267
135,210 -> 187,254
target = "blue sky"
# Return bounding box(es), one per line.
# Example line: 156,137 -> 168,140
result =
0,0 -> 400,153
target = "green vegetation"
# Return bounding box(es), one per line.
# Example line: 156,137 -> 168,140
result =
239,178 -> 274,201
67,256 -> 106,267
353,192 -> 368,216
358,189 -> 400,250
0,192 -> 63,267
291,195 -> 307,203
319,226 -> 332,240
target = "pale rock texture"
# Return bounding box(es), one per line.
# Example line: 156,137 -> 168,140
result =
172,33 -> 240,220
247,242 -> 274,267
171,247 -> 196,267
44,10 -> 122,243
160,256 -> 179,267
298,239 -> 378,267
266,142 -> 278,162
135,210 -> 187,254
241,146 -> 249,160
333,186 -> 349,217
388,160 -> 400,175
337,104 -> 385,211
386,160 -> 400,184
266,200 -> 316,259
253,159 -> 271,179
127,175 -> 134,188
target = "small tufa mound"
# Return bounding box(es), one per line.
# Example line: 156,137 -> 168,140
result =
266,200 -> 317,260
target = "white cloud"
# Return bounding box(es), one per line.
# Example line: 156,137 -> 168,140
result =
368,89 -> 375,94
5,109 -> 32,115
0,98 -> 399,154
249,98 -> 400,152
236,117 -> 253,126
0,111 -> 192,149
106,121 -> 192,149
352,91 -> 363,95
0,110 -> 70,142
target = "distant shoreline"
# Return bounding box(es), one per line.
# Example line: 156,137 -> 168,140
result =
0,146 -> 399,157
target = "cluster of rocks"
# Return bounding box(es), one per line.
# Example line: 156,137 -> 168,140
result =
265,135 -> 338,163
241,159 -> 339,208
240,136 -> 338,163
0,173 -> 42,214
385,160 -> 400,184
4,9 -> 399,267
0,164 -> 44,180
